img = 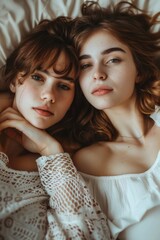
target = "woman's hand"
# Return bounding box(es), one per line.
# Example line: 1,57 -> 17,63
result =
0,107 -> 64,156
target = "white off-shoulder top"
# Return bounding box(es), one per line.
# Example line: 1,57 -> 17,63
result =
80,107 -> 160,240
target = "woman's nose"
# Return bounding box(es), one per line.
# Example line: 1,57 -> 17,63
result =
41,88 -> 55,103
93,66 -> 107,80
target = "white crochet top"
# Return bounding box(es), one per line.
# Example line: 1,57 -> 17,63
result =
80,107 -> 160,240
0,152 -> 111,239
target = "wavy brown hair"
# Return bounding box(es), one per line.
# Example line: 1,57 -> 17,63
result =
72,0 -> 160,146
3,17 -> 79,151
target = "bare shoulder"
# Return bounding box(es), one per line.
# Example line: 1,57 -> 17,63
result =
73,142 -> 111,175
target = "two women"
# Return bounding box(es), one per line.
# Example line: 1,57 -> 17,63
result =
1,1 -> 160,239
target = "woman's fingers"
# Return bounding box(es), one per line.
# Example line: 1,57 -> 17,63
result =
0,107 -> 23,123
0,107 -> 63,155
0,118 -> 28,132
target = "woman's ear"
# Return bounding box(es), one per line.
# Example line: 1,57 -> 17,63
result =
9,82 -> 16,93
9,72 -> 25,92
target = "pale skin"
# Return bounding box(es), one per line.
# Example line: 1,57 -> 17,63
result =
73,29 -> 160,176
0,52 -> 75,171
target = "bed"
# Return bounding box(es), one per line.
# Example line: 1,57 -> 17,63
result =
0,0 -> 159,90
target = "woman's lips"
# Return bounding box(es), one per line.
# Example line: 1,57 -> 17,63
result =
92,87 -> 113,96
33,108 -> 53,117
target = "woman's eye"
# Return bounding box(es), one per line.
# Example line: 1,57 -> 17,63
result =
58,84 -> 70,91
107,58 -> 121,64
80,63 -> 92,70
31,74 -> 44,82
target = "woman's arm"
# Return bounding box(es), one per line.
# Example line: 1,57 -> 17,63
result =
0,107 -> 111,239
0,107 -> 63,155
36,153 -> 111,240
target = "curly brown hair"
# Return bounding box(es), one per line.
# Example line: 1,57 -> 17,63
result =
72,1 -> 160,146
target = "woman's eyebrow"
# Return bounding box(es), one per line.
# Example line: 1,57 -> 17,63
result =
102,47 -> 126,55
79,47 -> 126,60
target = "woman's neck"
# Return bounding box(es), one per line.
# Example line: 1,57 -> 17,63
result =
104,103 -> 151,140
0,130 -> 26,158
1,130 -> 39,171
0,92 -> 13,112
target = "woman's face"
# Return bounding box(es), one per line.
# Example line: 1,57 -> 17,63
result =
11,52 -> 76,129
79,29 -> 138,111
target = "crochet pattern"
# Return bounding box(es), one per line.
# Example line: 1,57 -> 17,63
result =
37,153 -> 111,239
0,152 -> 111,239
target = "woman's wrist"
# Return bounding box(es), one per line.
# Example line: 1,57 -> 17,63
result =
40,141 -> 64,156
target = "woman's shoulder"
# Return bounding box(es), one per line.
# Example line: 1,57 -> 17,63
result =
8,153 -> 39,171
73,142 -> 110,160
73,142 -> 111,175
0,150 -> 39,172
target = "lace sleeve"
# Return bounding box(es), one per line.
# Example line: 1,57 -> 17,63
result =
36,153 -> 111,240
